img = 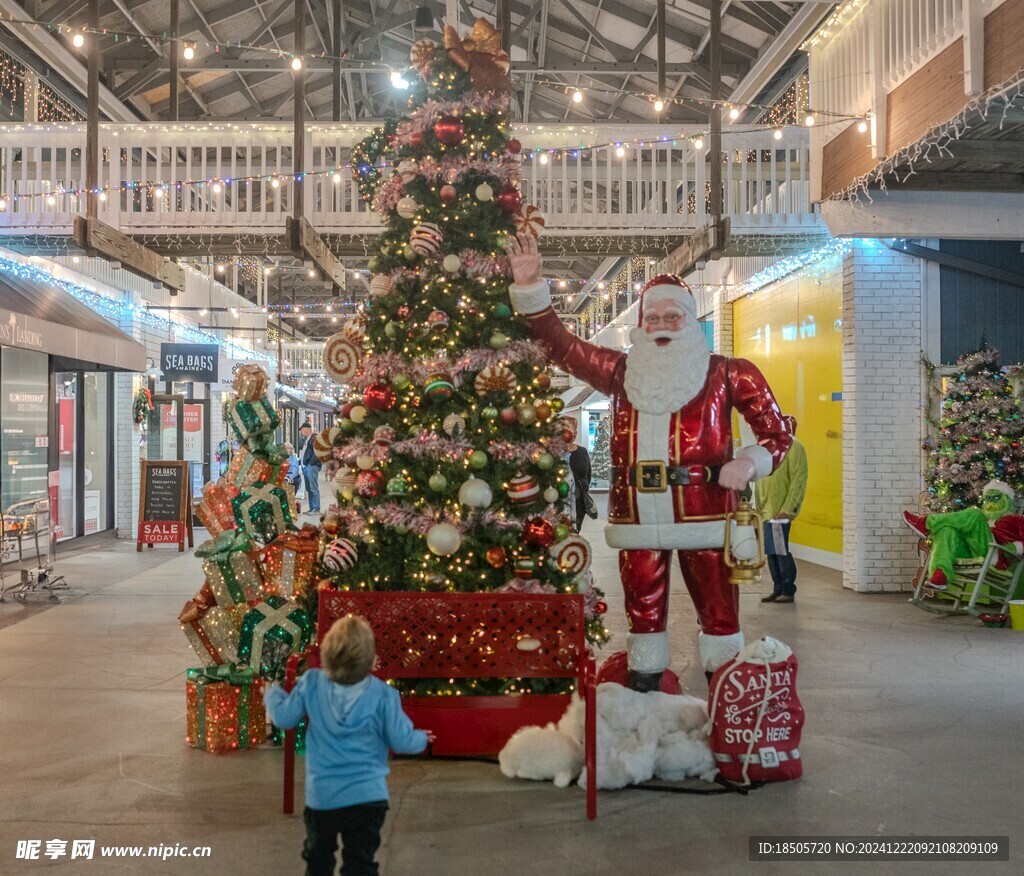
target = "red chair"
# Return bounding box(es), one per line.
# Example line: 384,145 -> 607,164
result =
283,590 -> 597,819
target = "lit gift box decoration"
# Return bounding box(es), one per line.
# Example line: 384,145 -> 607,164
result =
227,444 -> 288,492
262,525 -> 321,599
226,397 -> 280,442
196,480 -> 238,538
237,595 -> 314,680
185,665 -> 267,754
232,364 -> 271,402
232,482 -> 295,545
196,530 -> 270,606
179,583 -> 242,666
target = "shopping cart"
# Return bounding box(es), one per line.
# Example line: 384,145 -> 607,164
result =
0,497 -> 68,602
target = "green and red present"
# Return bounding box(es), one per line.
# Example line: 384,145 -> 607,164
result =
262,525 -> 321,599
196,480 -> 238,538
179,583 -> 241,666
185,664 -> 266,754
232,364 -> 271,402
226,397 -> 280,442
196,530 -> 269,606
227,444 -> 287,491
237,595 -> 313,679
232,482 -> 295,545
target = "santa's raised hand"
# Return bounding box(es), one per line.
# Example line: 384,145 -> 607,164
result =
506,233 -> 543,286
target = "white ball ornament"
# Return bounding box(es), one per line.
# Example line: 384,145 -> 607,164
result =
442,414 -> 466,438
543,486 -> 559,504
397,159 -> 418,183
458,477 -> 493,509
426,522 -> 462,556
369,274 -> 394,298
397,196 -> 419,218
475,182 -> 494,201
350,405 -> 367,424
443,254 -> 462,272
355,455 -> 375,471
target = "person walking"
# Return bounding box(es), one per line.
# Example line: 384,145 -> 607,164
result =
756,415 -> 808,604
565,420 -> 592,533
299,422 -> 322,514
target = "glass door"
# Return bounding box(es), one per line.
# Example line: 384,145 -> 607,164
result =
182,399 -> 211,498
147,395 -> 185,463
54,372 -> 79,541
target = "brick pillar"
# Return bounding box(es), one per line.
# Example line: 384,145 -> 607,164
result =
713,287 -> 733,356
841,241 -> 924,591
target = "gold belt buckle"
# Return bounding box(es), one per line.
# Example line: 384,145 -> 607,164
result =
636,461 -> 668,492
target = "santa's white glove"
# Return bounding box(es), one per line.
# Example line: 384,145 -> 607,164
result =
718,457 -> 757,491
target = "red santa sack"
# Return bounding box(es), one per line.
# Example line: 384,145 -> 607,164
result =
708,636 -> 805,784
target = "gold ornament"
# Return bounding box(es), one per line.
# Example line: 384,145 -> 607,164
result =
443,19 -> 512,93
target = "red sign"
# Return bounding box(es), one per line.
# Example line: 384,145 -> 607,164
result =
140,521 -> 184,544
58,398 -> 76,454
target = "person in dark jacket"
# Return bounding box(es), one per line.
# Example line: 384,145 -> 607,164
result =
299,422 -> 321,513
566,419 -> 592,532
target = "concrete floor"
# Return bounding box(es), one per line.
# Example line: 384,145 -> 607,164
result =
1,509 -> 1022,875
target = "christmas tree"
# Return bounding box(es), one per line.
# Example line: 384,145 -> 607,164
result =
313,19 -> 608,678
925,346 -> 1024,511
590,415 -> 612,487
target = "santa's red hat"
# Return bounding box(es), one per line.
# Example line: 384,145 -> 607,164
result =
638,274 -> 696,321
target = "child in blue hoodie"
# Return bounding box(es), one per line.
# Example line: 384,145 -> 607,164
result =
265,614 -> 431,876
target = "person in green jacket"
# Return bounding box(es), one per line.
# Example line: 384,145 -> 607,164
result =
755,415 -> 808,603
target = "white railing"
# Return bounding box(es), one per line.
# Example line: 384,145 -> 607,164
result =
0,122 -> 816,236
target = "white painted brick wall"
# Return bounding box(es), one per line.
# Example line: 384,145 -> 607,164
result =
713,288 -> 734,355
842,241 -> 924,592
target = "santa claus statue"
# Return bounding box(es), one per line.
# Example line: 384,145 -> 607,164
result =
505,233 -> 792,690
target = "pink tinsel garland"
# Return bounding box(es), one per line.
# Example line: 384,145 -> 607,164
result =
373,154 -> 521,216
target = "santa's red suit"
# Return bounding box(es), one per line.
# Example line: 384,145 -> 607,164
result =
510,274 -> 792,679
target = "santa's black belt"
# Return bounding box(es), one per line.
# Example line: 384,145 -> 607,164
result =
613,462 -> 721,492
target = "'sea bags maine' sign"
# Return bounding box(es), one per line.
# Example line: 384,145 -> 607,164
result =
161,343 -> 219,382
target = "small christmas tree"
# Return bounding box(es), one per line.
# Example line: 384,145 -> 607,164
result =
925,346 -> 1024,511
312,19 -> 608,690
590,415 -> 612,487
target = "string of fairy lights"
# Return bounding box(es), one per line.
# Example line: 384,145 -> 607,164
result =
0,47 -> 83,122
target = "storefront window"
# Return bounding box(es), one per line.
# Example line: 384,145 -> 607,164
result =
0,347 -> 49,512
83,372 -> 110,534
54,372 -> 78,540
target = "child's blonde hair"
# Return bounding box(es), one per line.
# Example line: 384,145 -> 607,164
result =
321,614 -> 375,684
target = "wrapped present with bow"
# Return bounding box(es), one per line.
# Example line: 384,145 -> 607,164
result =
179,583 -> 242,666
226,444 -> 288,492
196,480 -> 238,538
444,19 -> 511,93
196,530 -> 270,607
232,364 -> 271,402
185,664 -> 267,754
237,595 -> 314,680
226,396 -> 280,442
232,482 -> 295,545
262,525 -> 321,599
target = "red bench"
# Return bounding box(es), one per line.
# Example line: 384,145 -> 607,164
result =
283,590 -> 597,819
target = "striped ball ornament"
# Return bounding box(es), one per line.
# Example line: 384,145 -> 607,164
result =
369,274 -> 394,298
506,473 -> 540,505
313,429 -> 335,462
410,222 -> 443,256
422,373 -> 455,403
322,538 -> 359,572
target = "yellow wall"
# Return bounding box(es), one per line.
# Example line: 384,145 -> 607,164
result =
732,255 -> 844,555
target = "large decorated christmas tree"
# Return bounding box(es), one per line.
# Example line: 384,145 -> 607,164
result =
925,346 -> 1024,511
312,20 -> 608,673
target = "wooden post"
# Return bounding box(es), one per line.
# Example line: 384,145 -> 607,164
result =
332,0 -> 342,122
499,0 -> 511,54
657,0 -> 666,106
86,0 -> 99,219
170,0 -> 180,121
294,0 -> 306,222
709,0 -> 722,224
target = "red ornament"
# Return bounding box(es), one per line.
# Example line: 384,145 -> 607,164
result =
595,600 -> 608,615
523,517 -> 555,548
355,470 -> 384,498
534,401 -> 552,422
397,305 -> 412,319
485,546 -> 507,568
439,184 -> 458,202
495,185 -> 523,214
434,116 -> 465,146
535,373 -> 552,390
363,383 -> 396,412
507,138 -> 522,154
409,130 -> 426,149
499,406 -> 518,425
339,402 -> 354,420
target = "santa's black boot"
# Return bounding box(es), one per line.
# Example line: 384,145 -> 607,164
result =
627,670 -> 663,693
705,670 -> 714,684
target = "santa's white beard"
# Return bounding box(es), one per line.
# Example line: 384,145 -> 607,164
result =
623,320 -> 712,414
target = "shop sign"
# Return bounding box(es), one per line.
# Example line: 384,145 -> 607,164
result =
0,310 -> 44,350
160,343 -> 219,383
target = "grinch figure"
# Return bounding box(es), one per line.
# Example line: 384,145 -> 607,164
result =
904,480 -> 1024,589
